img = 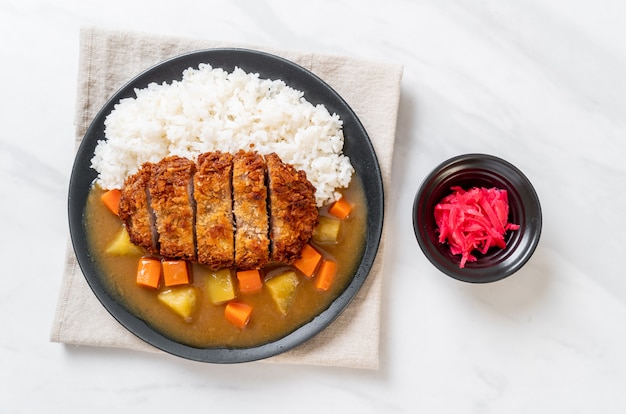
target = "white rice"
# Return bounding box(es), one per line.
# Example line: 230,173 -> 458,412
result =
91,64 -> 354,206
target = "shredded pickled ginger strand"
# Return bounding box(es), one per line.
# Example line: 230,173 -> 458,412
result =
434,186 -> 520,268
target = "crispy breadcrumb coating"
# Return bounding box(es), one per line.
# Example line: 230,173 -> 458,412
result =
194,151 -> 235,269
149,156 -> 196,261
265,152 -> 318,264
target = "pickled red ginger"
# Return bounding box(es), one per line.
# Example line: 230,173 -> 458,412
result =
434,186 -> 520,268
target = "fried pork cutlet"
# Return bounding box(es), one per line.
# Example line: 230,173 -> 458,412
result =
194,151 -> 235,269
232,151 -> 270,269
149,156 -> 196,261
265,152 -> 318,264
117,150 -> 320,270
118,162 -> 158,255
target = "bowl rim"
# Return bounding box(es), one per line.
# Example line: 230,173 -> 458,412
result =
412,153 -> 542,283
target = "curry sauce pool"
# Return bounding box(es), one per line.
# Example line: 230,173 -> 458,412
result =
85,176 -> 367,348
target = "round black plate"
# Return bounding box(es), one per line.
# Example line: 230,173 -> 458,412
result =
68,49 -> 383,363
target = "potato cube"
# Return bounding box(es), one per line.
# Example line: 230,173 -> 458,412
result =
105,227 -> 143,256
157,286 -> 197,321
206,269 -> 236,305
265,271 -> 300,316
312,216 -> 341,244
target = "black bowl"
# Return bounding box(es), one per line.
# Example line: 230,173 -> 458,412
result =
412,154 -> 541,283
68,49 -> 383,363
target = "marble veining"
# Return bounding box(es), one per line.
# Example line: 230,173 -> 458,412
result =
1,0 -> 625,412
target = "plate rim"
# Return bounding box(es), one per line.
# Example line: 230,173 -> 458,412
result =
68,47 -> 384,363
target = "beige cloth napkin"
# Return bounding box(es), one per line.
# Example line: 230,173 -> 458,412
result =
50,27 -> 403,370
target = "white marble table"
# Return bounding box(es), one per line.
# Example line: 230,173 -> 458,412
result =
2,0 -> 625,412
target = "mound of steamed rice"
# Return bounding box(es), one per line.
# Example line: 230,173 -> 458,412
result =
90,64 -> 354,207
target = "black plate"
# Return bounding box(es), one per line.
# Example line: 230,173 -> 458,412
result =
68,49 -> 383,363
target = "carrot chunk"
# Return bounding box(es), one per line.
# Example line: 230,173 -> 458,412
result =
101,189 -> 122,216
136,257 -> 161,288
225,301 -> 253,328
236,269 -> 263,293
315,259 -> 337,291
293,244 -> 322,278
328,197 -> 352,219
162,260 -> 190,286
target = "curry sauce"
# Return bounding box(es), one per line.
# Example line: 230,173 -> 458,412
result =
85,177 -> 367,348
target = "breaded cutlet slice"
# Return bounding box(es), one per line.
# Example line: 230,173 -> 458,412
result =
193,151 -> 235,269
148,155 -> 196,261
265,152 -> 318,264
232,150 -> 269,269
118,162 -> 158,255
